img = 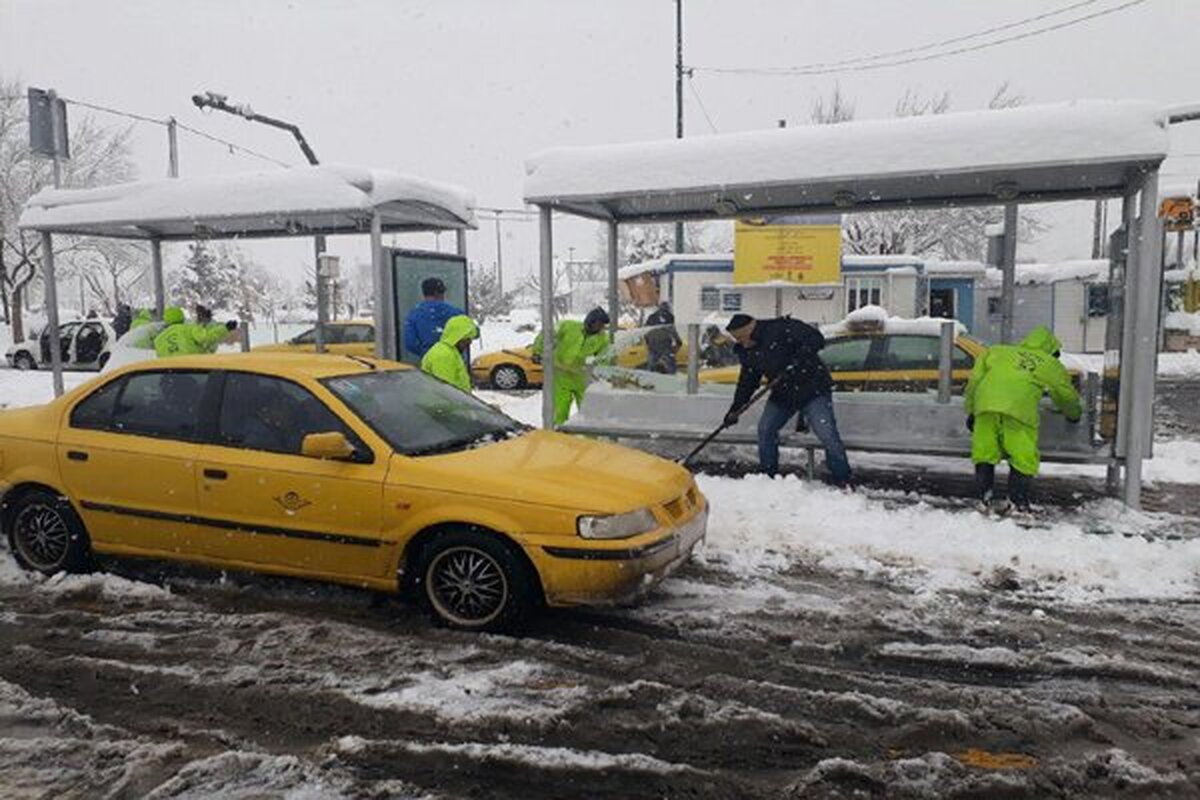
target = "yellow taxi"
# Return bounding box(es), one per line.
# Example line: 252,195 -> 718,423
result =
471,325 -> 696,390
252,320 -> 375,358
0,354 -> 706,631
700,321 -> 988,393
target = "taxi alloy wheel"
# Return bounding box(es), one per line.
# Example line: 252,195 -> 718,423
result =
7,490 -> 92,574
419,531 -> 535,632
490,364 -> 526,391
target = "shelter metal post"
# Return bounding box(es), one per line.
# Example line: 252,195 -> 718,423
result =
369,211 -> 393,360
40,231 -> 63,397
455,229 -> 467,258
999,202 -> 1019,343
606,220 -> 619,340
1116,189 -> 1138,461
314,237 -> 328,353
1123,170 -> 1163,509
686,323 -> 699,395
539,206 -> 556,429
150,239 -> 165,319
936,320 -> 954,403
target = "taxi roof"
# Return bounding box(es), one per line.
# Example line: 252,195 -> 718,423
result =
116,352 -> 407,380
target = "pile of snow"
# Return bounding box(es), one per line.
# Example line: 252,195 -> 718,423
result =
21,163 -> 476,236
618,253 -> 732,281
825,305 -> 965,337
1165,311 -> 1200,335
526,100 -> 1168,202
696,474 -> 1200,600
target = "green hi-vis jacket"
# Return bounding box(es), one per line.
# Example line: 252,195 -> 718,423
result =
964,326 -> 1082,429
420,314 -> 478,392
531,319 -> 610,391
154,308 -> 229,358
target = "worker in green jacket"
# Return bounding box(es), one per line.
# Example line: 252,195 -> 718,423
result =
154,304 -> 235,358
964,325 -> 1082,513
531,307 -> 611,425
420,314 -> 478,392
129,308 -> 154,330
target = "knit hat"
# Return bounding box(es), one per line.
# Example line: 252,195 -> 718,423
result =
726,313 -> 755,333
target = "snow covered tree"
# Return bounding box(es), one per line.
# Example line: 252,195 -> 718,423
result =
170,241 -> 224,311
73,239 -> 150,314
0,76 -> 136,340
468,261 -> 512,323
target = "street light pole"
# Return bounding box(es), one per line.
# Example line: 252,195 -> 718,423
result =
674,0 -> 685,254
190,92 -> 328,351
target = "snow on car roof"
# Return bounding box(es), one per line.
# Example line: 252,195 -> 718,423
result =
823,305 -> 966,338
525,100 -> 1168,220
20,163 -> 476,240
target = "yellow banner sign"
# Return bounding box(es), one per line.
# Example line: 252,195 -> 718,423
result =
734,220 -> 842,284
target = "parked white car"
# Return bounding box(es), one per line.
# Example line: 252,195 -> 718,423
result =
5,320 -> 116,371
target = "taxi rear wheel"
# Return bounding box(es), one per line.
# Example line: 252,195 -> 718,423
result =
490,364 -> 526,391
5,490 -> 93,575
416,530 -> 537,632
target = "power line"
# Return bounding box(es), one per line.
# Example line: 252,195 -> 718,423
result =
55,94 -> 293,168
690,0 -> 1148,77
173,120 -> 292,167
687,75 -> 719,134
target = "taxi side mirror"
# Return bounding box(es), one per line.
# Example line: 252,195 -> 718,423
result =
301,431 -> 356,460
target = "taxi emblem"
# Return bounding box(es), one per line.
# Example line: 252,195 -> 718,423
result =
275,491 -> 312,512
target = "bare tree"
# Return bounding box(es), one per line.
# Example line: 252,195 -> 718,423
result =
0,77 -> 136,340
71,239 -> 149,314
810,84 -> 855,125
809,83 -> 1046,260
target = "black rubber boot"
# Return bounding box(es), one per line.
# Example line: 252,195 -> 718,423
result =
974,463 -> 996,505
1008,470 -> 1034,511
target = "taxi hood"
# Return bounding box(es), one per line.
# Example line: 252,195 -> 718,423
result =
393,430 -> 693,514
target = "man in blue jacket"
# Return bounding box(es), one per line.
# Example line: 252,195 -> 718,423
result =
402,277 -> 464,360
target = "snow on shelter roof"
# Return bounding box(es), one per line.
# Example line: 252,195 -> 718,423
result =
19,163 -> 476,240
524,100 -> 1168,222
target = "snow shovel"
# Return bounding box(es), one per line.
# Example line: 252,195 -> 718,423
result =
678,372 -> 783,468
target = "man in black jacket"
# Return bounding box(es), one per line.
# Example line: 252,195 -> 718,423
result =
723,313 -> 852,484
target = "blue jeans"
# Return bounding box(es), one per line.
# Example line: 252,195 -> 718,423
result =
757,393 -> 852,483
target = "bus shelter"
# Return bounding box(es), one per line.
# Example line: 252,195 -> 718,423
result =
523,100 -> 1170,508
19,163 -> 476,389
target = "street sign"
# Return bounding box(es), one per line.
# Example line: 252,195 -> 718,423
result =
28,88 -> 70,159
734,215 -> 842,285
1159,196 -> 1194,232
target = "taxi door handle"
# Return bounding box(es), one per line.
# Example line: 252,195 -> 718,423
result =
66,450 -> 89,462
203,468 -> 228,481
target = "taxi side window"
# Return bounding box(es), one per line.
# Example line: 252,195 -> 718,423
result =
110,371 -> 210,440
218,372 -> 365,458
883,336 -> 941,369
342,325 -> 374,343
70,379 -> 124,430
819,337 -> 872,372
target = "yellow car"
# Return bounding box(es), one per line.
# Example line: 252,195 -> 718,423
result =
700,328 -> 988,393
472,325 -> 698,390
0,354 -> 707,631
252,320 -> 376,358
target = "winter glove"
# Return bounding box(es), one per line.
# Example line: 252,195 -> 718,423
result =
723,410 -> 740,427
530,353 -> 542,365
1066,414 -> 1081,424
966,414 -> 975,432
226,320 -> 239,331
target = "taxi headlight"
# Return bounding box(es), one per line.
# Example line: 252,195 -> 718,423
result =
577,508 -> 658,540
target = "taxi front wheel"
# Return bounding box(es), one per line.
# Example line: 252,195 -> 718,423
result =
415,530 -> 538,632
5,489 -> 93,575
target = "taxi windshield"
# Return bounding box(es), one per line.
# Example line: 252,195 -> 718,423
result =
323,369 -> 524,456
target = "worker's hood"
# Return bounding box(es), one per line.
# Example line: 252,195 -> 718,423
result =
438,314 -> 478,347
394,430 -> 693,514
1020,325 -> 1061,355
163,306 -> 185,325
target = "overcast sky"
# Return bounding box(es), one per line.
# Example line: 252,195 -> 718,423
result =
3,0 -> 1200,287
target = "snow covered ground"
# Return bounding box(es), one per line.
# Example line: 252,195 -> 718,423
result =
1,325 -> 1199,797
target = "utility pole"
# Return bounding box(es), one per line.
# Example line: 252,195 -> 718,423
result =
167,117 -> 179,177
674,0 -> 685,254
494,214 -> 504,296
1092,200 -> 1105,259
190,92 -> 328,350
